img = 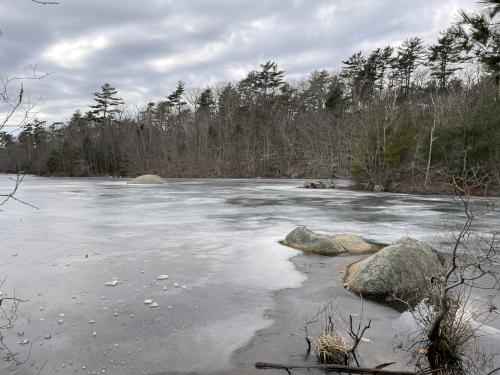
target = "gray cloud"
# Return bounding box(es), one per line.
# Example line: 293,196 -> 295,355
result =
0,0 -> 478,123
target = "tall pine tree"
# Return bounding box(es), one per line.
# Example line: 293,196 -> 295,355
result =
89,83 -> 124,121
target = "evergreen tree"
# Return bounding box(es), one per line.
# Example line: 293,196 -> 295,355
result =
196,88 -> 215,114
32,119 -> 48,146
367,46 -> 394,92
428,29 -> 466,88
457,0 -> 500,89
0,132 -> 14,148
393,37 -> 425,93
360,48 -> 394,97
305,69 -> 332,110
238,61 -> 285,100
378,46 -> 395,87
89,83 -> 124,120
325,77 -> 346,111
256,61 -> 285,95
341,51 -> 367,103
167,81 -> 187,114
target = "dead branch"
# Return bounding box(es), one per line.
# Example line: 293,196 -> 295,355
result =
255,361 -> 428,374
0,172 -> 39,210
292,302 -> 333,356
486,368 -> 500,375
347,314 -> 372,366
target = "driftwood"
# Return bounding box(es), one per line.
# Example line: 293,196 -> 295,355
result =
255,361 -> 424,374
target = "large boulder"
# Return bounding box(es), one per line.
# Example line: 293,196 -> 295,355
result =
283,226 -> 346,256
343,237 -> 444,298
127,174 -> 166,184
333,234 -> 379,255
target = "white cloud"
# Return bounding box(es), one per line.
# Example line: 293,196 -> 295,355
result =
149,41 -> 227,73
42,35 -> 110,69
148,19 -> 270,73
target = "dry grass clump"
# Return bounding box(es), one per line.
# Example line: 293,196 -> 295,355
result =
313,330 -> 350,364
295,301 -> 371,367
406,291 -> 493,375
423,300 -> 476,374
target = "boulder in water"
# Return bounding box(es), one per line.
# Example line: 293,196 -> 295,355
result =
333,233 -> 380,254
283,226 -> 346,256
128,174 -> 166,185
303,180 -> 335,189
343,237 -> 444,298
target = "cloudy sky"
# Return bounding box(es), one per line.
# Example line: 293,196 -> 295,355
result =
1,0 -> 479,124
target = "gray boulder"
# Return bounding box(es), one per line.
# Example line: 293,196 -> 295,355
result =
343,237 -> 444,297
373,184 -> 384,192
333,234 -> 379,255
303,180 -> 335,189
283,226 -> 346,256
128,174 -> 166,185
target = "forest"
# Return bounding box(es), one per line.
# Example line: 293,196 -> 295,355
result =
0,1 -> 499,194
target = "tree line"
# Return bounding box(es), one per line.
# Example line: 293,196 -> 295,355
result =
0,0 -> 499,193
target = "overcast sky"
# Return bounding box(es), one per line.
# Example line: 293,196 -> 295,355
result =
0,0 -> 479,124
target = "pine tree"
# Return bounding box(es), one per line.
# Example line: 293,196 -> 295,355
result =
371,46 -> 394,91
89,83 -> 124,121
428,29 -> 465,88
341,52 -> 366,82
305,69 -> 332,110
361,48 -> 394,97
0,131 -> 14,148
32,119 -> 48,146
196,88 -> 215,114
393,37 -> 425,94
256,61 -> 285,95
238,61 -> 285,100
457,0 -> 500,89
341,51 -> 367,103
167,81 -> 187,115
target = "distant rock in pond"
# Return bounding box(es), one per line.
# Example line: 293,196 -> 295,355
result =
343,237 -> 444,298
104,280 -> 118,286
127,174 -> 166,185
282,226 -> 346,256
302,180 -> 335,189
156,274 -> 169,281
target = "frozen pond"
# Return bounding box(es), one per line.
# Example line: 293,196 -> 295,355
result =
0,175 -> 499,374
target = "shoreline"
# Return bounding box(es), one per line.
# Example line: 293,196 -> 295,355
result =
3,173 -> 498,197
219,250 -> 410,375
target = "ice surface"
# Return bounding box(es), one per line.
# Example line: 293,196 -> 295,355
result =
0,175 -> 499,374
